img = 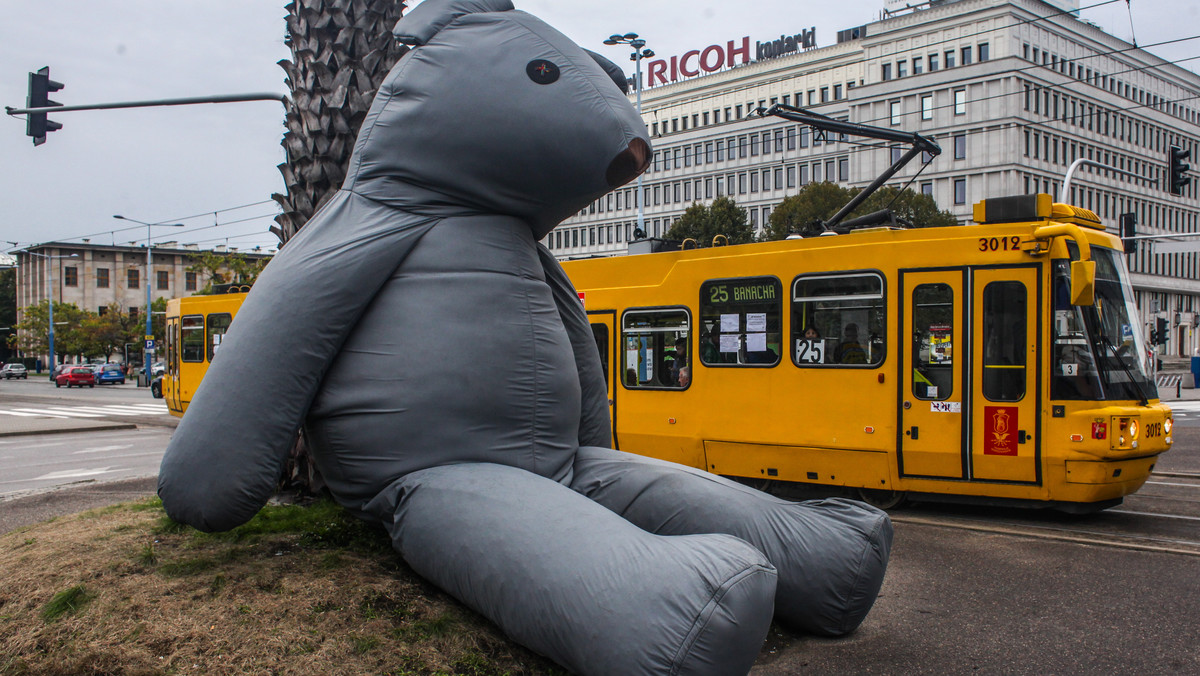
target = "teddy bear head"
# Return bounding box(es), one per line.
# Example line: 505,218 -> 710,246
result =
343,0 -> 651,239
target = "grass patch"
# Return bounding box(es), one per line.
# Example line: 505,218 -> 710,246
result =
0,496 -> 567,675
41,585 -> 93,622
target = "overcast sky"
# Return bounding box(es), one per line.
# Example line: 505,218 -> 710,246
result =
2,0 -> 1194,255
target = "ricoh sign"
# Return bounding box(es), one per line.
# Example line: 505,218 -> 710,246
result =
645,28 -> 817,87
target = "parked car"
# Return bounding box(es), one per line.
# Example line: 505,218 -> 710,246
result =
94,363 -> 126,385
55,366 -> 96,388
0,363 -> 27,379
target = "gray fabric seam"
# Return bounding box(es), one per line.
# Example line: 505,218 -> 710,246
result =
837,513 -> 887,635
669,563 -> 773,675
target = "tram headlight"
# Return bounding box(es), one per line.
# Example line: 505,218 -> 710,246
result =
1128,420 -> 1139,440
1164,418 -> 1173,435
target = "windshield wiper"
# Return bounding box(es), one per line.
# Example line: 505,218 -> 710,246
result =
1096,334 -> 1151,406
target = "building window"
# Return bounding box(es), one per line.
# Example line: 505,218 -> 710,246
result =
800,127 -> 810,148
700,277 -> 782,367
978,43 -> 990,62
891,146 -> 902,164
787,165 -> 796,188
792,272 -> 885,367
890,100 -> 901,125
64,266 -> 78,287
913,56 -> 923,74
834,84 -> 843,100
820,87 -> 829,103
96,268 -> 110,288
787,127 -> 796,150
961,46 -> 972,66
800,164 -> 810,185
881,63 -> 892,81
954,178 -> 967,204
127,269 -> 140,289
897,60 -> 907,78
98,306 -> 107,316
954,134 -> 966,160
839,158 -> 849,181
157,270 -> 169,290
954,89 -> 966,115
944,50 -> 956,68
921,181 -> 933,197
929,52 -> 939,71
921,95 -> 933,120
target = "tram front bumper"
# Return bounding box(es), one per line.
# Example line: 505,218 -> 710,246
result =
1063,455 -> 1158,486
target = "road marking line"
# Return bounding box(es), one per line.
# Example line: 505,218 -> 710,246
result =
74,445 -> 134,454
11,407 -> 103,418
31,467 -> 114,481
0,410 -> 53,417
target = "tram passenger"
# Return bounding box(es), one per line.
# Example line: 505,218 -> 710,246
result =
668,337 -> 688,385
677,366 -> 691,387
835,323 -> 868,364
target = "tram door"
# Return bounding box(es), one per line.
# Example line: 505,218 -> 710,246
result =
970,268 -> 1039,483
900,270 -> 966,478
588,312 -> 617,448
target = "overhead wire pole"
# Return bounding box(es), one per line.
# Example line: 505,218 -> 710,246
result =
6,92 -> 288,117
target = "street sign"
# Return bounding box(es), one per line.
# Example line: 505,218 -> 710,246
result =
145,339 -> 156,351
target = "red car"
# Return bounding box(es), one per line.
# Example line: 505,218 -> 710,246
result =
55,366 -> 95,388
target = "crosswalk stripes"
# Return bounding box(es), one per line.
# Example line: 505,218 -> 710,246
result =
0,402 -> 168,419
1163,400 -> 1200,417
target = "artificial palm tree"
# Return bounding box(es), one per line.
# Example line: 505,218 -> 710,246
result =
272,0 -> 408,243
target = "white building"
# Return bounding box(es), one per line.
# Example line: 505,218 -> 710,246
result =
546,0 -> 1200,357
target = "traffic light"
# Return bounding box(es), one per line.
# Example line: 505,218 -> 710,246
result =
26,66 -> 63,146
1119,212 -> 1137,254
1169,145 -> 1191,196
1155,317 -> 1168,345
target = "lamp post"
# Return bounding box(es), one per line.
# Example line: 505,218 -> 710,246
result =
23,250 -> 77,375
113,215 -> 184,386
604,32 -> 654,239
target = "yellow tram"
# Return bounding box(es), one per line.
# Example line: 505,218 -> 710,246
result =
563,194 -> 1173,511
162,291 -> 246,417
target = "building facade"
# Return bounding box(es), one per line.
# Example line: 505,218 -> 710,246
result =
12,242 -> 270,364
547,0 -> 1200,357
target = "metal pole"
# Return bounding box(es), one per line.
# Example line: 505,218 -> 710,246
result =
47,255 -> 54,376
6,92 -> 288,117
145,224 -> 152,386
634,50 -> 645,238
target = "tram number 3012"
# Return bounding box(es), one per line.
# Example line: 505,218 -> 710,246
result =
978,236 -> 1022,252
1145,422 -> 1164,438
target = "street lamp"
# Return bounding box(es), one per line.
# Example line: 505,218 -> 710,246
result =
604,32 -> 654,239
113,215 -> 184,386
23,250 -> 77,375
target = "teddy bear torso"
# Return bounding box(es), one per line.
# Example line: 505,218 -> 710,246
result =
303,215 -> 583,509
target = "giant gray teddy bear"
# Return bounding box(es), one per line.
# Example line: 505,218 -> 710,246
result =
158,1 -> 893,673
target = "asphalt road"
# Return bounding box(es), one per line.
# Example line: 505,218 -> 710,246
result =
0,426 -> 172,498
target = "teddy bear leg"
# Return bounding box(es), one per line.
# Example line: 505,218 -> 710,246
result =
570,446 -> 893,637
365,462 -> 777,676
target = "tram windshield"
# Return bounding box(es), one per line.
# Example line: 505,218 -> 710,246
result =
1050,246 -> 1155,401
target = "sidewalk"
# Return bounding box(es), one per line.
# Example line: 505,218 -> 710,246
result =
0,416 -> 136,437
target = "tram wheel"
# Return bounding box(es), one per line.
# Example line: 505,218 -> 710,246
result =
857,488 -> 908,511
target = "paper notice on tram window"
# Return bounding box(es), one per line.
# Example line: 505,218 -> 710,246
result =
720,313 -> 740,333
746,313 -> 767,333
746,332 -> 767,352
720,334 -> 740,353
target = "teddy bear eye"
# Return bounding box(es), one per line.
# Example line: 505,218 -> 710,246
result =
526,59 -> 560,85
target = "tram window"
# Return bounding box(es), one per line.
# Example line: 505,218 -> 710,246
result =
181,315 -> 204,363
911,284 -> 954,400
982,282 -> 1026,401
591,323 -> 609,388
699,277 -> 782,367
206,313 -> 233,362
166,319 -> 177,377
622,309 -> 690,388
791,273 -> 885,368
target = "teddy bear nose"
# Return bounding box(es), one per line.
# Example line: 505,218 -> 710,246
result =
605,137 -> 650,188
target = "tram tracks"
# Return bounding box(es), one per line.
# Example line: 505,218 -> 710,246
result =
895,472 -> 1200,556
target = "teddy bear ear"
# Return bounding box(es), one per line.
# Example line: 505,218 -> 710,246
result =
393,0 -> 516,46
583,49 -> 630,94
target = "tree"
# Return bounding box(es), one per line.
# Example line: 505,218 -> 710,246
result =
665,196 -> 756,247
0,268 -> 15,362
11,300 -> 89,365
186,251 -> 269,295
764,182 -> 854,240
764,182 -> 959,240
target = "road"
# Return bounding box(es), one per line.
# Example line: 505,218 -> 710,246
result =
0,377 -> 175,499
